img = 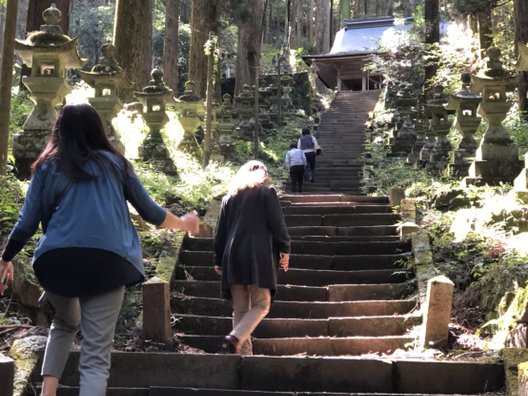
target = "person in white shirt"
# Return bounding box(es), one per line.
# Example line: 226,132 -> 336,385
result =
285,143 -> 307,193
297,127 -> 320,182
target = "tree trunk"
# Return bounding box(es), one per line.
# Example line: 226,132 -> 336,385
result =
180,0 -> 191,23
476,6 -> 493,56
314,0 -> 330,54
235,0 -> 265,95
189,0 -> 219,98
515,0 -> 528,114
340,0 -> 350,20
308,0 -> 314,48
0,0 -> 18,175
163,0 -> 180,94
424,0 -> 440,87
113,0 -> 152,92
0,4 -> 5,69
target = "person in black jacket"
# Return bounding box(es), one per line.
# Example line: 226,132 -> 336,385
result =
214,160 -> 290,355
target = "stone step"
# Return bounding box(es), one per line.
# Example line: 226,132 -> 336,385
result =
179,251 -> 410,268
283,204 -> 393,214
280,194 -> 389,204
52,352 -> 505,395
179,335 -> 416,355
295,235 -> 401,242
174,266 -> 412,285
52,387 -> 493,396
301,187 -> 365,194
172,281 -> 415,301
287,225 -> 399,236
180,251 -> 411,275
290,240 -> 410,255
171,296 -> 417,318
173,314 -> 421,337
284,213 -> 400,227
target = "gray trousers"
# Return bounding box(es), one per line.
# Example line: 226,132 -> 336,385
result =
42,287 -> 125,396
230,284 -> 271,355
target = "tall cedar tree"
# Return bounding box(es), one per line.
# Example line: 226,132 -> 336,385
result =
514,0 -> 528,114
113,0 -> 152,91
189,0 -> 219,98
0,0 -> 18,175
424,0 -> 440,90
234,0 -> 266,95
314,0 -> 330,54
163,0 -> 180,94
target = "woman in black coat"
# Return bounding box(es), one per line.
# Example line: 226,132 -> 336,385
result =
214,160 -> 290,355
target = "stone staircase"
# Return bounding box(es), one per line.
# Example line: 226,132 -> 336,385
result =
26,91 -> 505,394
302,90 -> 381,194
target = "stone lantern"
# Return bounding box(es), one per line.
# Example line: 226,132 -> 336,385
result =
13,2 -> 87,177
447,72 -> 482,178
217,93 -> 236,161
280,73 -> 294,112
78,43 -> 133,154
134,68 -> 176,175
425,87 -> 452,175
175,80 -> 204,152
391,85 -> 417,156
235,84 -> 256,139
462,46 -> 522,186
407,102 -> 426,165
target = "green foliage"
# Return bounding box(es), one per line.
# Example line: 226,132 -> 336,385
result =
505,112 -> 528,155
0,175 -> 26,233
450,0 -> 498,16
70,4 -> 115,67
9,91 -> 32,142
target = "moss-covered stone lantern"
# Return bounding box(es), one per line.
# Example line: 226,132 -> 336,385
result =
78,43 -> 133,154
425,87 -> 452,175
447,72 -> 482,178
463,46 -> 522,186
174,81 -> 204,153
134,68 -> 176,175
235,84 -> 256,139
13,2 -> 87,177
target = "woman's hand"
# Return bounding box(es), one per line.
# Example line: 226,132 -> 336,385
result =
279,253 -> 289,272
180,211 -> 200,234
214,265 -> 222,275
0,259 -> 14,296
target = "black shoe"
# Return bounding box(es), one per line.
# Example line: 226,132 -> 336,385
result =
221,335 -> 239,354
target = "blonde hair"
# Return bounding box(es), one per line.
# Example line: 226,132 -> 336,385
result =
228,160 -> 270,194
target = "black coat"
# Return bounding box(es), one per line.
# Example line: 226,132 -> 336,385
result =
214,184 -> 291,299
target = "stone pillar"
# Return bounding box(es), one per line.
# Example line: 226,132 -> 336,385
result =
421,275 -> 454,348
134,68 -> 177,175
78,43 -> 133,154
462,47 -> 522,186
142,277 -> 172,343
447,72 -> 482,178
13,3 -> 86,178
400,198 -> 419,238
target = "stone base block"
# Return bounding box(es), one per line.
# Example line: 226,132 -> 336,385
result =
466,158 -> 524,185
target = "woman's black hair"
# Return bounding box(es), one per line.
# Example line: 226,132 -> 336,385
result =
32,103 -> 132,180
301,127 -> 311,135
289,143 -> 297,149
